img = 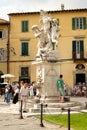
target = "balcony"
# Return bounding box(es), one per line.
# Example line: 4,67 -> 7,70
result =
72,52 -> 84,61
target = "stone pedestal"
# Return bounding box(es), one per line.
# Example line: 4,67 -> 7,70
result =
36,61 -> 60,98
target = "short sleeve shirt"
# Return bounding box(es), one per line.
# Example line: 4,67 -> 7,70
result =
20,86 -> 28,96
57,79 -> 64,89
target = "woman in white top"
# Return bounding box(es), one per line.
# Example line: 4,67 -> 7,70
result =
29,83 -> 34,98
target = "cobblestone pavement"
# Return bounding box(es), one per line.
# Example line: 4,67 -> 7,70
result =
0,96 -> 87,130
0,113 -> 69,130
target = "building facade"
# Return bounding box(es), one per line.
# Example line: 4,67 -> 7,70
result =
0,19 -> 9,82
0,9 -> 87,87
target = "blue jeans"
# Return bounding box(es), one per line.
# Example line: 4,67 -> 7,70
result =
6,92 -> 10,103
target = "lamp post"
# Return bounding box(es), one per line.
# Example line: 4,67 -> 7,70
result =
6,25 -> 16,74
6,45 -> 16,74
7,24 -> 10,74
7,42 -> 9,74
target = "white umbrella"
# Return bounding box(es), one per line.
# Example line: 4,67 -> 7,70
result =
0,82 -> 9,85
1,74 -> 16,78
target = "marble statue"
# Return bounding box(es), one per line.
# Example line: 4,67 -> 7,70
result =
32,10 -> 61,98
32,10 -> 60,61
51,19 -> 60,48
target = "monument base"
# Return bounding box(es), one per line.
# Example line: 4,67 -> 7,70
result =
36,61 -> 60,97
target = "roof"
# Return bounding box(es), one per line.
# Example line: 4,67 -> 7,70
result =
8,8 -> 87,16
0,19 -> 9,25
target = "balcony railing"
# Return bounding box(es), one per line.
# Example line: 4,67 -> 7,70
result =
72,52 -> 84,60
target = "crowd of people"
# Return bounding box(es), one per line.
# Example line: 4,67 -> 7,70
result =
4,81 -> 36,113
56,74 -> 87,103
71,82 -> 87,97
3,76 -> 87,110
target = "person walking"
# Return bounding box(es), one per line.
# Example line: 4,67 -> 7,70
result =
57,74 -> 65,103
19,82 -> 29,112
19,80 -> 25,90
29,83 -> 34,99
13,84 -> 19,104
5,84 -> 11,104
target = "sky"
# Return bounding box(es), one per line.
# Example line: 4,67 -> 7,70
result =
0,0 -> 87,20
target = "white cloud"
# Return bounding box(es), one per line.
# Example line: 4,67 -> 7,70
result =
61,0 -> 87,9
11,0 -> 59,11
0,6 -> 17,20
12,0 -> 87,10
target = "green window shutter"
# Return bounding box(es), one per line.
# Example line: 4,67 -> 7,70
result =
80,40 -> 84,58
72,18 -> 75,30
22,21 -> 28,32
72,41 -> 76,58
22,42 -> 28,56
80,40 -> 84,52
22,21 -> 24,32
83,17 -> 86,29
25,21 -> 28,32
72,41 -> 76,52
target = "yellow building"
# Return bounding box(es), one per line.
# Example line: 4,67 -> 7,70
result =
0,8 -> 87,87
0,19 -> 9,82
8,12 -> 40,83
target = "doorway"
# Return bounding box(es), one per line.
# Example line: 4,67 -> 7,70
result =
76,73 -> 85,84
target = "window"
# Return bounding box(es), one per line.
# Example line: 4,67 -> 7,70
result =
0,31 -> 2,38
0,30 -> 6,39
72,17 -> 86,30
22,20 -> 28,32
21,67 -> 29,77
72,40 -> 84,59
19,67 -> 30,83
21,42 -> 28,56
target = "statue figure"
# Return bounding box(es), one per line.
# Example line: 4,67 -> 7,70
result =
32,25 -> 51,59
40,10 -> 51,39
32,10 -> 60,61
51,19 -> 60,48
37,69 -> 42,83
